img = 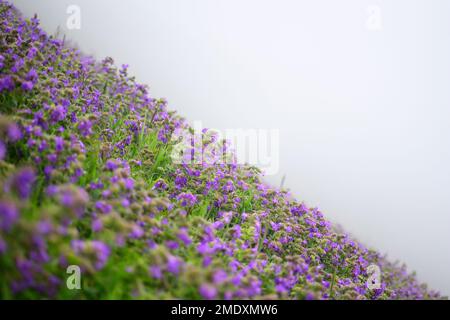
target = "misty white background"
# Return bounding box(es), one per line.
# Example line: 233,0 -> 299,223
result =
13,0 -> 450,295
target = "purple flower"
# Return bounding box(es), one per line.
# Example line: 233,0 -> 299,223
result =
7,123 -> 22,142
38,140 -> 48,152
220,211 -> 233,224
231,225 -> 241,239
60,191 -> 74,207
0,201 -> 19,231
275,283 -> 288,293
95,201 -> 112,214
121,198 -> 130,207
50,105 -> 67,123
21,81 -> 33,91
70,112 -> 78,123
115,235 -> 125,247
36,220 -> 52,235
78,119 -> 93,137
166,255 -> 182,275
203,256 -> 213,267
91,241 -> 111,270
176,192 -> 197,207
177,229 -> 192,246
46,185 -> 58,196
147,240 -> 157,250
175,175 -> 187,189
57,186 -> 89,216
305,293 -> 315,300
27,47 -> 38,60
105,159 -> 118,171
157,128 -> 168,143
123,178 -> 134,190
222,180 -> 235,193
197,242 -> 212,255
26,68 -> 38,82
129,225 -> 144,239
212,269 -> 228,284
149,265 -> 162,279
165,240 -> 179,250
6,167 -> 36,199
72,240 -> 110,270
92,219 -> 103,232
291,203 -> 308,216
231,274 -> 242,286
199,284 -> 217,300
213,221 -> 224,230
0,236 -> 6,254
153,180 -> 168,190
11,58 -> 24,73
54,136 -> 64,152
0,75 -> 15,92
0,140 -> 5,160
270,221 -> 281,232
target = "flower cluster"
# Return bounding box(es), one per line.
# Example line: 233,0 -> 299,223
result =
0,1 -> 444,299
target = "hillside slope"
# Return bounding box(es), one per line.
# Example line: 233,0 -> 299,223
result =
0,1 -> 442,299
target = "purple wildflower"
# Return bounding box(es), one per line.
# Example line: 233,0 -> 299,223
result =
36,220 -> 52,235
149,265 -> 162,279
26,68 -> 38,82
7,123 -> 22,142
231,225 -> 241,239
199,284 -> 217,300
92,219 -> 103,232
177,229 -> 192,246
0,140 -> 5,160
0,75 -> 15,92
95,201 -> 112,214
176,192 -> 197,207
54,136 -> 64,152
21,81 -> 33,91
50,105 -> 66,123
129,225 -> 144,239
6,167 -> 36,199
123,178 -> 134,190
165,240 -> 179,250
0,201 -> 19,231
91,241 -> 111,270
174,175 -> 187,189
213,269 -> 228,284
105,159 -> 118,171
166,255 -> 182,275
78,119 -> 93,137
0,236 -> 6,254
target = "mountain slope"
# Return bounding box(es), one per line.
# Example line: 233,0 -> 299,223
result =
0,1 -> 442,299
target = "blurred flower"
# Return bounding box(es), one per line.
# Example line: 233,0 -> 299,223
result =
0,200 -> 18,231
199,284 -> 217,300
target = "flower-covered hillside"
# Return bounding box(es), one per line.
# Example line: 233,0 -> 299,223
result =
0,1 -> 443,299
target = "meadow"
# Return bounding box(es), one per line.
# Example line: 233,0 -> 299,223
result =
0,1 -> 443,299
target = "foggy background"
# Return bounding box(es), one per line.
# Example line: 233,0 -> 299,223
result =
12,0 -> 450,295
